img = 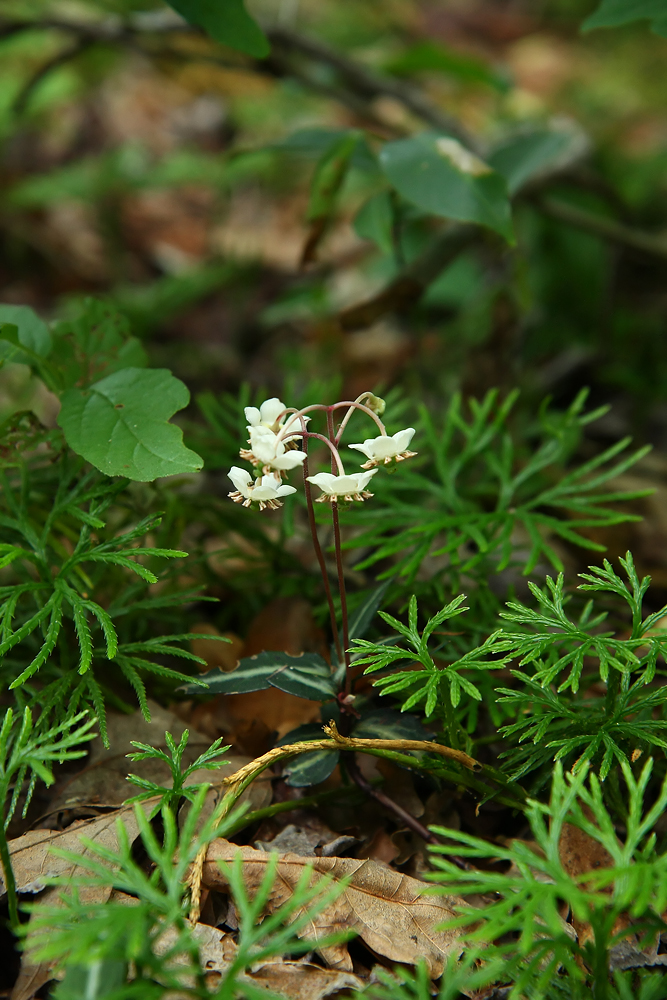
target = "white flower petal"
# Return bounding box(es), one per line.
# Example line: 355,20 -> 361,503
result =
393,427 -> 416,451
275,483 -> 298,498
306,473 -> 343,493
307,470 -> 377,495
259,397 -> 287,427
252,475 -> 296,501
348,428 -> 416,463
244,406 -> 261,426
271,450 -> 307,470
348,442 -> 374,460
228,466 -> 253,496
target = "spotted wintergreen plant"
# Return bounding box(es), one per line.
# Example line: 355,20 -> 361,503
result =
188,390 -> 422,783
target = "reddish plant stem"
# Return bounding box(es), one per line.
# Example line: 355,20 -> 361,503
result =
326,408 -> 351,695
346,755 -> 438,844
301,427 -> 343,667
345,756 -> 472,869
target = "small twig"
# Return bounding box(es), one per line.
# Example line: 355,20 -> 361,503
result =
536,196 -> 667,259
267,26 -> 480,151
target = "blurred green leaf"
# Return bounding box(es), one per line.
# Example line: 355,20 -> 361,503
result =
57,368 -> 203,481
583,0 -> 667,34
380,132 -> 513,242
385,41 -> 510,91
165,0 -> 270,57
488,126 -> 588,196
184,651 -> 336,700
0,305 -> 51,359
353,191 -> 394,255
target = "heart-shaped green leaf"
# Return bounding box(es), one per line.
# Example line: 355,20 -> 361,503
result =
380,131 -> 513,242
58,367 -> 203,482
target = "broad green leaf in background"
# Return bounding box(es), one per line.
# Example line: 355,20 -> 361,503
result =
0,304 -> 52,360
487,125 -> 589,196
582,0 -> 667,35
379,132 -> 514,242
165,0 -> 270,58
302,131 -> 362,264
57,367 -> 203,482
384,41 -> 510,92
354,192 -> 395,255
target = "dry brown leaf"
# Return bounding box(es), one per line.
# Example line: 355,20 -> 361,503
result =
48,701 -> 268,817
1,800 -> 154,902
240,960 -> 365,1000
202,839 -> 466,976
121,893 -> 367,999
9,960 -> 53,1000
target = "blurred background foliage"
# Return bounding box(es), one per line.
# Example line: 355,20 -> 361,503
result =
2,0 -> 667,638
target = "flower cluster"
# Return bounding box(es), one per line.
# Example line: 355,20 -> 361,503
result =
227,394 -> 416,510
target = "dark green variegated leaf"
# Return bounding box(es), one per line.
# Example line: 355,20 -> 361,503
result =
353,709 -> 429,743
58,367 -> 203,482
181,651 -> 335,700
179,652 -> 278,694
487,125 -> 589,196
277,723 -> 339,787
379,131 -> 513,242
165,0 -> 269,57
266,653 -> 336,701
583,0 -> 667,34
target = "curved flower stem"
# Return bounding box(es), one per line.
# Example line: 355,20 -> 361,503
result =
332,398 -> 387,446
300,423 -> 343,667
327,409 -> 351,704
283,429 -> 346,476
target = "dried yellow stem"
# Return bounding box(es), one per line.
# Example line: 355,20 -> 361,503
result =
187,723 -> 480,923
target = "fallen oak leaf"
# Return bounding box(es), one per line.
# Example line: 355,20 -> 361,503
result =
5,800 -> 159,1000
110,892 -> 368,998
1,798 -> 158,902
201,839 -> 467,977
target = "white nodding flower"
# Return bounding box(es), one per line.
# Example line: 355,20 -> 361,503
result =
240,426 -> 306,473
244,397 -> 288,432
228,467 -> 297,510
306,469 -> 377,503
348,428 -> 417,468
